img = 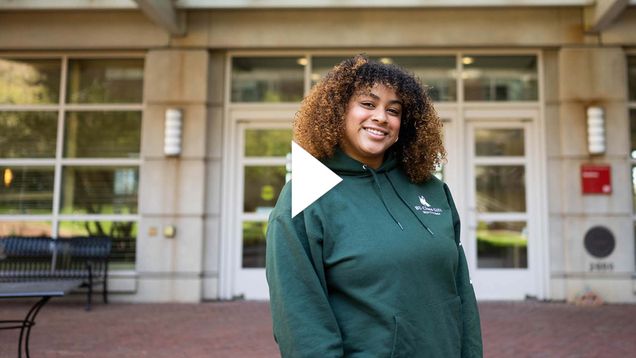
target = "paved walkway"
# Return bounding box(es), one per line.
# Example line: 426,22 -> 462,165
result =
1,299 -> 635,357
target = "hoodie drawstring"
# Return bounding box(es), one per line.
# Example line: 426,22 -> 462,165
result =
363,165 -> 404,231
384,173 -> 436,237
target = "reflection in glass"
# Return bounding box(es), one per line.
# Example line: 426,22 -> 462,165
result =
475,129 -> 524,156
464,55 -> 538,101
243,221 -> 267,268
476,166 -> 525,212
0,112 -> 58,158
64,111 -> 141,158
58,221 -> 137,269
628,56 -> 636,102
0,221 -> 52,237
0,58 -> 61,104
61,167 -> 138,214
66,59 -> 144,103
245,129 -> 292,157
243,166 -> 286,213
477,221 -> 527,268
0,167 -> 54,214
231,57 -> 304,102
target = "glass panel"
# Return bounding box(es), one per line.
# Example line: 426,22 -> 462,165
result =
0,167 -> 54,214
628,56 -> 636,102
311,56 -> 352,86
60,167 -> 138,214
245,129 -> 292,157
312,56 -> 457,102
242,221 -> 267,268
0,58 -> 61,104
0,221 -> 52,237
371,56 -> 457,102
475,128 -> 524,156
463,55 -> 538,101
58,221 -> 137,269
231,57 -> 304,102
0,111 -> 58,158
476,165 -> 526,212
630,109 -> 636,159
64,111 -> 141,158
243,166 -> 286,213
477,221 -> 528,268
66,59 -> 144,103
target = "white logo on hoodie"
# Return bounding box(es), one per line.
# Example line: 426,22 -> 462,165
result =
415,195 -> 442,216
418,195 -> 431,207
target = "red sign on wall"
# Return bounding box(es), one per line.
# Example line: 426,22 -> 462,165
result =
581,165 -> 611,194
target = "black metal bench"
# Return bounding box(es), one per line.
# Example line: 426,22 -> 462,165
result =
0,236 -> 111,310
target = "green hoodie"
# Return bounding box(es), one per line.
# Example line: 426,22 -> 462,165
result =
266,149 -> 483,358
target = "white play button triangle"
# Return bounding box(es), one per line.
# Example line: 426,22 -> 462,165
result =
291,141 -> 342,218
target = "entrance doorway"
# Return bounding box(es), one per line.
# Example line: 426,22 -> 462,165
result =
222,108 -> 545,301
464,109 -> 543,299
225,108 -> 295,300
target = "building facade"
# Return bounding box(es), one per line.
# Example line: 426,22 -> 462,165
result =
1,0 -> 636,303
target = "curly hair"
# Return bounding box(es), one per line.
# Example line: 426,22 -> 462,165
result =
294,54 -> 446,183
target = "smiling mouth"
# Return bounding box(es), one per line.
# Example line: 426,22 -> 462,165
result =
363,127 -> 388,136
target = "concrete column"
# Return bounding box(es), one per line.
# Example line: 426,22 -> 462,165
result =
134,49 -> 211,302
552,47 -> 634,302
202,51 -> 225,300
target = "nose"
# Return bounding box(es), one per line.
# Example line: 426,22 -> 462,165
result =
372,109 -> 387,123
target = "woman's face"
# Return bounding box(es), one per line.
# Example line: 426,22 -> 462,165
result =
340,83 -> 402,169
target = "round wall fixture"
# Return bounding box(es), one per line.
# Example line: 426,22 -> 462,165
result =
583,226 -> 615,258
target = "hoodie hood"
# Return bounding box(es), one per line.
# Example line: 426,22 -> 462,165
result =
321,148 -> 436,235
321,148 -> 399,176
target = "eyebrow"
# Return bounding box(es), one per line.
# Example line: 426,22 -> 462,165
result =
367,92 -> 403,105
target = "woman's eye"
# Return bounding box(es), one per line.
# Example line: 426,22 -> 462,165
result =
361,102 -> 374,108
388,108 -> 401,116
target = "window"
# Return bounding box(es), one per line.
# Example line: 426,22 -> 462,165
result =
230,53 -> 538,104
0,57 -> 143,270
463,55 -> 538,101
312,56 -> 457,102
231,57 -> 304,103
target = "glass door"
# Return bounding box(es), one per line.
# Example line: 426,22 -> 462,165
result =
234,121 -> 292,299
466,115 -> 540,299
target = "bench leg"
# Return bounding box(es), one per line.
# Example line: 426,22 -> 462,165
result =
85,265 -> 93,311
103,278 -> 108,304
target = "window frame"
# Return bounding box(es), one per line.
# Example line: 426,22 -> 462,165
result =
0,53 -> 144,270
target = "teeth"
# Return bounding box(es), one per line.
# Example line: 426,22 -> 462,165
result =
365,128 -> 386,136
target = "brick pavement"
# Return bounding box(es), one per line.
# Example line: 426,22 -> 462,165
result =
1,299 -> 635,357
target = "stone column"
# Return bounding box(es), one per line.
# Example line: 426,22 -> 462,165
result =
136,49 -> 211,302
552,47 -> 634,302
202,51 -> 225,300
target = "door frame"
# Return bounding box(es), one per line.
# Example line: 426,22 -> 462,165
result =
219,106 -> 298,300
462,108 -> 548,300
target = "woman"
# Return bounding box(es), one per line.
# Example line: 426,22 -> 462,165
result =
266,55 -> 482,357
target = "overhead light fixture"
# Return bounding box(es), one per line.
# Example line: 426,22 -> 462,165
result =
379,57 -> 393,65
462,56 -> 474,65
164,108 -> 182,157
3,168 -> 13,188
297,58 -> 308,66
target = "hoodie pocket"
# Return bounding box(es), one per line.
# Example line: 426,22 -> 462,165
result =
390,296 -> 463,358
